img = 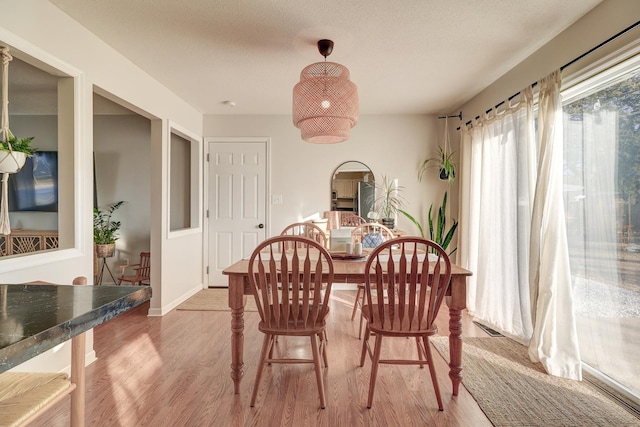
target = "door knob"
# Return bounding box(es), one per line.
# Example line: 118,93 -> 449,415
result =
258,223 -> 264,229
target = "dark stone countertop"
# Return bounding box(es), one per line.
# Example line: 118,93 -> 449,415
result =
0,284 -> 151,372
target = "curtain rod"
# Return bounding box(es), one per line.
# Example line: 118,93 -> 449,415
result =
438,111 -> 462,120
459,19 -> 640,129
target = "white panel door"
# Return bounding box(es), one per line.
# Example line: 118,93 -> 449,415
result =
208,141 -> 267,287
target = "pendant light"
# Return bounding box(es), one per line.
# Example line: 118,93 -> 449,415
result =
293,40 -> 359,144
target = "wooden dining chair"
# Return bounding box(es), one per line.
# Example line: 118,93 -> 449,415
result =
341,214 -> 366,227
117,252 -> 150,286
248,235 -> 334,409
350,222 -> 395,338
280,222 -> 328,248
359,237 -> 452,410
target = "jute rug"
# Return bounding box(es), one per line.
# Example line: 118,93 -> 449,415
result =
176,288 -> 258,311
431,336 -> 640,427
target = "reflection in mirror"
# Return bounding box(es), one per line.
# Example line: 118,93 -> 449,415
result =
330,161 -> 375,218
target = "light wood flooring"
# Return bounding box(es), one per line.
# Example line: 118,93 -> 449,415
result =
31,289 -> 493,426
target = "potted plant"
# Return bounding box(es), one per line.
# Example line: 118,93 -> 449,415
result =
418,145 -> 456,182
370,175 -> 405,229
93,201 -> 125,258
0,133 -> 36,173
419,116 -> 456,182
400,191 -> 458,255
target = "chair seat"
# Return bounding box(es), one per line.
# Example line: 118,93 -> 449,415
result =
118,252 -> 150,286
362,304 -> 438,336
119,274 -> 148,284
0,372 -> 72,427
258,305 -> 329,335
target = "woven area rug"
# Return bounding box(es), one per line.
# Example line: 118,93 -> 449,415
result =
431,337 -> 640,426
176,288 -> 258,311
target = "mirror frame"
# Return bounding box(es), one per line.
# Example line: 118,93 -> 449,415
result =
330,160 -> 374,216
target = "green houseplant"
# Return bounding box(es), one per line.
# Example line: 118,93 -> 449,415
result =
93,201 -> 125,258
0,133 -> 36,173
400,191 -> 458,255
0,134 -> 36,155
369,175 -> 405,229
418,145 -> 456,182
419,116 -> 456,182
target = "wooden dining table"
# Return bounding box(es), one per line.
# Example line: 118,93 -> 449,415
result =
223,256 -> 472,396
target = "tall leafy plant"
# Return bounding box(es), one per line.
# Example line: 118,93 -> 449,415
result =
369,175 -> 406,220
400,191 -> 458,255
93,201 -> 125,245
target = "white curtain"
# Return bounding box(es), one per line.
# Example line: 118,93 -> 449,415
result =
564,107 -> 624,374
460,70 -> 582,380
528,71 -> 581,379
459,87 -> 536,342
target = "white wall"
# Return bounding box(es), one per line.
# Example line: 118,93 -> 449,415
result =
458,0 -> 640,121
203,114 -> 445,237
0,1 -> 204,373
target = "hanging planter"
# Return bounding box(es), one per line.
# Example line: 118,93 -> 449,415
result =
0,150 -> 26,173
418,117 -> 456,183
0,47 -> 36,235
0,135 -> 35,173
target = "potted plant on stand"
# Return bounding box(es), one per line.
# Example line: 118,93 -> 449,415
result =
370,175 -> 405,229
93,201 -> 125,258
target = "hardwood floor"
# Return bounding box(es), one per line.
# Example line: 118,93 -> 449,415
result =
31,289 -> 492,426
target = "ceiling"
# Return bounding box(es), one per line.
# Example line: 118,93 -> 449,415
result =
30,1 -> 605,115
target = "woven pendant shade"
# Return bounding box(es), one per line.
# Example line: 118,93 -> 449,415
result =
293,60 -> 359,144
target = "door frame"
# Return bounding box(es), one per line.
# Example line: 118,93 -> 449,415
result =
203,137 -> 270,287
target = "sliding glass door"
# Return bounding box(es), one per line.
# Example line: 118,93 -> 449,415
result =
562,55 -> 640,400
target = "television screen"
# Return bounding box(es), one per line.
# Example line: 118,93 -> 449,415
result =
7,151 -> 58,212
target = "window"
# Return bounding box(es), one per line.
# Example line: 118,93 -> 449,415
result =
562,54 -> 640,400
168,123 -> 202,235
0,43 -> 79,265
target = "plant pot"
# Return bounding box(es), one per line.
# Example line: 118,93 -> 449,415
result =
439,167 -> 455,181
0,151 -> 26,174
95,243 -> 116,258
381,218 -> 395,229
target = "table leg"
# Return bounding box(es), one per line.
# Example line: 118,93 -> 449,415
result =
229,275 -> 245,394
70,332 -> 86,427
446,275 -> 466,396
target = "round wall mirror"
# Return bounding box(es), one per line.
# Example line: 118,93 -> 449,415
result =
330,161 -> 375,218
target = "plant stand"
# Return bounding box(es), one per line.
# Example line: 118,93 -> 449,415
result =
96,255 -> 117,285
